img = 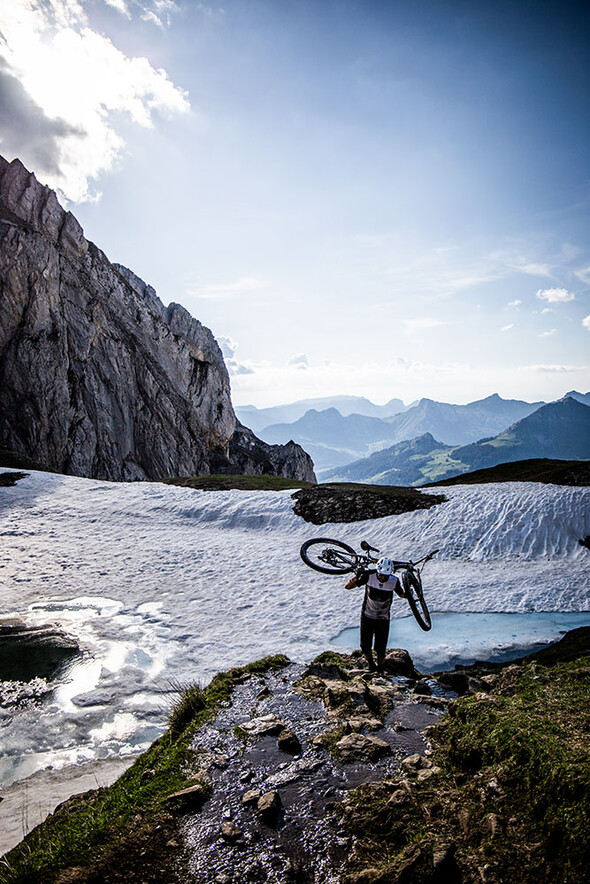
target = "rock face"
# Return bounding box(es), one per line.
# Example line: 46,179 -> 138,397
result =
0,156 -> 315,482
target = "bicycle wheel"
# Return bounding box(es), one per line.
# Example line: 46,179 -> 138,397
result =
300,537 -> 357,575
401,570 -> 432,631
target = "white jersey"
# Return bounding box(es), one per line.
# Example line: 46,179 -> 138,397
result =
360,570 -> 400,621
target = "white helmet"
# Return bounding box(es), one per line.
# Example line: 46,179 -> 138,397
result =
376,556 -> 394,576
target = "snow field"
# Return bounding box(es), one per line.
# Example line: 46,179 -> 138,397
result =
0,470 -> 588,784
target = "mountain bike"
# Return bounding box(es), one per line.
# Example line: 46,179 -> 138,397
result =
300,538 -> 437,631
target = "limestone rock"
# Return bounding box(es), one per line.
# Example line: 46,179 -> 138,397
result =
336,733 -> 391,762
220,820 -> 243,843
277,727 -> 302,754
257,790 -> 282,824
383,649 -> 420,678
238,713 -> 285,736
0,156 -> 315,483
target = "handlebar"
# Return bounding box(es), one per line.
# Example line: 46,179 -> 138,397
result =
358,545 -> 439,571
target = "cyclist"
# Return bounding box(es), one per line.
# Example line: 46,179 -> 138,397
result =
345,556 -> 405,673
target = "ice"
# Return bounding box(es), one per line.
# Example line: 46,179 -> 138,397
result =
0,469 -> 589,785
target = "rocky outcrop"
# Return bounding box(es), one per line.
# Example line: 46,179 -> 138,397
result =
0,156 -> 315,482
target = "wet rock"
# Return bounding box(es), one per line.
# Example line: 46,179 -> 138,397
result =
165,776 -> 210,812
220,820 -> 243,843
0,471 -> 28,486
266,756 -> 323,787
301,661 -> 350,681
336,733 -> 391,762
383,649 -> 420,678
344,714 -> 383,732
239,713 -> 285,736
401,753 -> 432,771
277,727 -> 302,755
212,753 -> 230,768
257,790 -> 282,824
365,680 -> 400,716
436,671 -> 491,696
412,680 -> 432,696
414,696 -> 450,709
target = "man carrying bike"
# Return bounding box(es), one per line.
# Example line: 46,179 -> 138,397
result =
345,556 -> 405,674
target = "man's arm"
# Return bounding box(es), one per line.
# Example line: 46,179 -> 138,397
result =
345,569 -> 368,589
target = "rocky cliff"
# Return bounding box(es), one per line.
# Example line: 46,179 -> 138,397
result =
0,156 -> 315,482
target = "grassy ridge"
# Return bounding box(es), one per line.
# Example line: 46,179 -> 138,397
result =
343,654 -> 590,883
423,457 -> 590,488
163,473 -> 313,491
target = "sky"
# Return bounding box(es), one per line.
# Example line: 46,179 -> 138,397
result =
0,0 -> 589,407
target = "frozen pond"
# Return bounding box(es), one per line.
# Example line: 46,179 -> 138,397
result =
331,610 -> 590,671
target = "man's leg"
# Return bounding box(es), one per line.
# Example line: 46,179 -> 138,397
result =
374,619 -> 390,673
360,615 -> 377,671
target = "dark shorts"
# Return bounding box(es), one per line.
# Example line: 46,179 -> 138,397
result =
360,614 -> 390,658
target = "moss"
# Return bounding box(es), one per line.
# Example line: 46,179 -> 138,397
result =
0,654 -> 290,884
314,726 -> 347,758
342,655 -> 590,883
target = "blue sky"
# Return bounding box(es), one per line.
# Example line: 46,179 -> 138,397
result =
1,0 -> 589,406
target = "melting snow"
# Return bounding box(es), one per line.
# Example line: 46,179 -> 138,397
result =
0,469 -> 588,784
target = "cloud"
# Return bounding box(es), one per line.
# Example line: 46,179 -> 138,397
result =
193,277 -> 271,300
514,262 -> 552,277
0,0 -> 189,202
583,315 -> 590,331
104,0 -> 131,16
0,61 -> 84,175
501,324 -> 514,332
141,2 -> 180,28
574,266 -> 590,285
288,354 -> 309,370
536,287 -> 576,303
507,299 -> 522,308
217,335 -> 254,376
524,364 -> 582,373
540,308 -> 555,315
539,329 -> 557,338
402,318 -> 448,334
217,335 -> 237,360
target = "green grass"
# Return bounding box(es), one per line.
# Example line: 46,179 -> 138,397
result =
0,655 -> 289,884
163,473 -> 314,491
343,656 -> 590,883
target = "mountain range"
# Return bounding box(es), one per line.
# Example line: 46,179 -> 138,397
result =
323,397 -> 590,485
249,392 -> 554,474
236,395 -> 406,434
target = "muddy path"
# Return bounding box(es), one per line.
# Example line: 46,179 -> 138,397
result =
177,655 -> 455,883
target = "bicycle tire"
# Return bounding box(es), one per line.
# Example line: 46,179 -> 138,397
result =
300,537 -> 357,575
401,570 -> 432,631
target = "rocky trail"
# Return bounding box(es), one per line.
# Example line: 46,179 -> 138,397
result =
163,652 -> 455,883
